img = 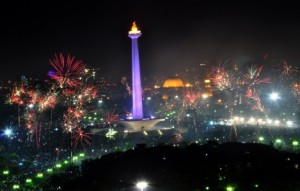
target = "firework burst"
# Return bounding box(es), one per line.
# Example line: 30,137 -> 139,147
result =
48,53 -> 85,88
102,109 -> 119,128
244,88 -> 264,112
182,89 -> 200,108
291,82 -> 300,102
72,127 -> 92,149
243,64 -> 270,86
278,60 -> 298,78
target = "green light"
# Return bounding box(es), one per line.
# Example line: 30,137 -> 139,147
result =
158,130 -> 162,135
292,141 -> 299,146
79,153 -> 85,157
275,139 -> 282,143
258,136 -> 264,141
226,186 -> 235,191
205,186 -> 210,190
72,156 -> 78,161
13,184 -> 20,189
254,184 -> 259,188
56,164 -> 62,168
36,173 -> 43,178
3,170 -> 9,175
64,160 -> 69,164
25,178 -> 32,183
47,168 -> 53,173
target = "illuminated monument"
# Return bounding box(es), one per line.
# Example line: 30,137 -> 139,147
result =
119,22 -> 164,132
128,22 -> 143,119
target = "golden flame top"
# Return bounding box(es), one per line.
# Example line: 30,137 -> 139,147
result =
131,22 -> 138,31
129,21 -> 141,34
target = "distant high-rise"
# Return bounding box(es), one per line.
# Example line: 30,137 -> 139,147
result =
128,22 -> 143,119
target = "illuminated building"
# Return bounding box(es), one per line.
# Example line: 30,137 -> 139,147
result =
202,79 -> 213,97
162,77 -> 184,88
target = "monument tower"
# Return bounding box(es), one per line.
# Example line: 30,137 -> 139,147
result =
128,22 -> 143,119
119,22 -> 165,133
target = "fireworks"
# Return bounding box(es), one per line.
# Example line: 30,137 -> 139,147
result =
63,112 -> 79,133
4,51 -> 300,170
48,53 -> 85,88
243,64 -> 270,86
291,82 -> 300,102
182,89 -> 200,108
277,60 -> 298,77
102,109 -> 119,128
209,62 -> 234,91
244,88 -> 264,112
72,127 -> 92,149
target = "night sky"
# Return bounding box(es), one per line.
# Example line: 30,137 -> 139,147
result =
0,0 -> 299,81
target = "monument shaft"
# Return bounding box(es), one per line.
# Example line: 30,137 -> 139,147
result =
129,22 -> 143,119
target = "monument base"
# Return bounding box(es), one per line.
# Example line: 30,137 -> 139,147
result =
119,118 -> 165,133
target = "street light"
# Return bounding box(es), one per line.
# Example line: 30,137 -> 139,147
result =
270,92 -> 280,101
3,128 -> 13,137
136,181 -> 148,191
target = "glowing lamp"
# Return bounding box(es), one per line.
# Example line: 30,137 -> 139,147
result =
4,128 -> 13,137
3,170 -> 9,175
13,184 -> 20,189
226,186 -> 235,191
270,92 -> 280,101
136,181 -> 148,191
36,173 -> 43,178
56,164 -> 62,168
258,136 -> 264,141
79,153 -> 85,157
25,179 -> 32,183
292,141 -> 299,146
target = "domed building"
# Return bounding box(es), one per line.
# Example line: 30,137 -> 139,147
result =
162,77 -> 185,88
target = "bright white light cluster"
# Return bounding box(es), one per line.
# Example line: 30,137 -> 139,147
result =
213,116 -> 296,128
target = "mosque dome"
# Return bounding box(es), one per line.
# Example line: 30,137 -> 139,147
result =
162,77 -> 184,88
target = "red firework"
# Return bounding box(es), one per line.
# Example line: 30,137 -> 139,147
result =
209,62 -> 235,90
72,127 -> 92,149
244,64 -> 270,86
38,94 -> 57,111
279,60 -> 298,77
67,107 -> 84,120
183,89 -> 200,108
62,89 -> 75,96
244,88 -> 264,112
63,112 -> 78,133
48,53 -> 85,88
292,82 -> 300,100
103,109 -> 119,127
82,85 -> 98,99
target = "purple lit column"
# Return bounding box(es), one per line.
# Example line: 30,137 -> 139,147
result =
129,23 -> 143,119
